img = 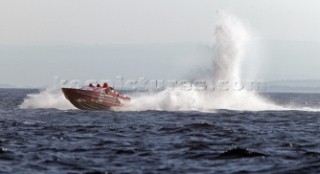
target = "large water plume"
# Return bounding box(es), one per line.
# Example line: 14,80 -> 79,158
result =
20,11 -> 281,111
213,11 -> 246,83
120,11 -> 280,111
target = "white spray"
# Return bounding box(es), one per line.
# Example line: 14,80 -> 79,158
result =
20,88 -> 75,110
121,11 -> 280,111
213,11 -> 246,83
20,11 -> 280,111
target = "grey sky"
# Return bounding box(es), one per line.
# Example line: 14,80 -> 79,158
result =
1,0 -> 320,44
1,0 -> 320,87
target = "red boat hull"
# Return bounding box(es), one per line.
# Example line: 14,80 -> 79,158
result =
62,88 -> 129,110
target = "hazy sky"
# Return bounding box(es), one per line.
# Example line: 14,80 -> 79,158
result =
1,0 -> 320,87
1,0 -> 320,44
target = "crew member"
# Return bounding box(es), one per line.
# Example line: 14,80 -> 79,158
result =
103,83 -> 111,93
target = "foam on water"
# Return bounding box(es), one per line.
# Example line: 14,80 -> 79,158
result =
120,90 -> 280,112
20,88 -> 75,110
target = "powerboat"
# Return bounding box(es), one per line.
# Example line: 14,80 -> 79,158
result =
62,83 -> 130,110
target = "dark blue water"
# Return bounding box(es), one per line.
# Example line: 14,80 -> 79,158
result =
0,88 -> 320,174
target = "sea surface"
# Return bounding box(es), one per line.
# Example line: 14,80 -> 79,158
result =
0,88 -> 319,174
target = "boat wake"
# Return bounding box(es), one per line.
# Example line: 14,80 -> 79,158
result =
20,88 -> 75,110
120,89 -> 280,112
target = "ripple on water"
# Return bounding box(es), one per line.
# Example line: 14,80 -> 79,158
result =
1,89 -> 320,173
